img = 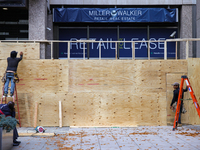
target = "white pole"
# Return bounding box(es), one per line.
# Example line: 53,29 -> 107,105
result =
164,41 -> 167,60
51,42 -> 53,59
99,42 -> 101,60
34,102 -> 38,128
132,42 -> 135,60
68,42 -> 70,60
59,101 -> 62,128
115,42 -> 117,60
83,42 -> 85,60
186,40 -> 189,59
175,41 -> 177,60
148,41 -> 150,60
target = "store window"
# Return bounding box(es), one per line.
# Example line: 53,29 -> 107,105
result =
59,27 -> 177,59
89,28 -> 117,58
0,8 -> 28,40
119,28 -> 147,58
59,28 -> 87,58
149,28 -> 177,59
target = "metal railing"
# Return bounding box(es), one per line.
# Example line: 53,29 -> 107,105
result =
1,38 -> 200,60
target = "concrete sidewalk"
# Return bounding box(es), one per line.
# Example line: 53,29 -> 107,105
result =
11,125 -> 200,150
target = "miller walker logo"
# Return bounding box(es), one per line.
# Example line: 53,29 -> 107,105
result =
89,9 -> 143,21
111,10 -> 117,17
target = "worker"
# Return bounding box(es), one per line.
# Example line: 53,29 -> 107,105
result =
0,101 -> 21,146
3,51 -> 23,97
170,82 -> 187,127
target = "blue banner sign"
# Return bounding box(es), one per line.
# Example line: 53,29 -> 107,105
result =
54,8 -> 178,23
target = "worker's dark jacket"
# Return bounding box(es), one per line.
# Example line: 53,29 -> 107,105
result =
170,87 -> 188,112
0,104 -> 15,117
0,104 -> 18,141
6,51 -> 23,72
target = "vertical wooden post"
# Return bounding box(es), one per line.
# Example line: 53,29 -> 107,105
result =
34,102 -> 38,128
51,41 -> 53,59
115,42 -> 117,60
83,42 -> 85,60
148,41 -> 150,60
186,40 -> 189,59
164,41 -> 167,60
68,42 -> 70,60
132,42 -> 135,60
25,94 -> 30,126
99,42 -> 101,60
59,101 -> 62,128
175,41 -> 178,60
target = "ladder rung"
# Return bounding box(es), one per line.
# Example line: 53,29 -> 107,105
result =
7,96 -> 14,98
180,99 -> 192,101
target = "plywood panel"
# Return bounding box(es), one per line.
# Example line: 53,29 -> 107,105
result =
135,61 -> 164,93
0,60 -> 69,94
71,93 -> 100,126
135,60 -> 161,71
31,92 -> 167,127
188,58 -> 200,125
0,43 -> 40,60
56,60 -> 69,92
17,93 -> 35,127
157,92 -> 167,126
138,93 -> 158,126
160,60 -> 188,73
38,93 -> 59,126
69,60 -> 135,93
98,93 -> 141,127
61,93 -> 74,126
135,71 -> 163,93
37,92 -> 74,127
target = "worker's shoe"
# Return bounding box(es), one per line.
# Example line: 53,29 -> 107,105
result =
13,142 -> 20,146
13,140 -> 21,144
177,124 -> 182,127
3,93 -> 7,97
10,93 -> 13,97
13,140 -> 21,146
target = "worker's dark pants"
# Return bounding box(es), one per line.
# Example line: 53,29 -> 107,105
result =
13,127 -> 19,141
178,102 -> 183,124
4,72 -> 15,95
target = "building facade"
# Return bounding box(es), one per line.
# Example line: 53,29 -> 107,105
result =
0,0 -> 199,59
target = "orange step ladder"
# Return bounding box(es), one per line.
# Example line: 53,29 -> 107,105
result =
1,84 -> 21,127
173,75 -> 200,131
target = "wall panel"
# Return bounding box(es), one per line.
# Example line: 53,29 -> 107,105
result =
188,58 -> 200,125
0,56 -> 194,126
0,43 -> 40,60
